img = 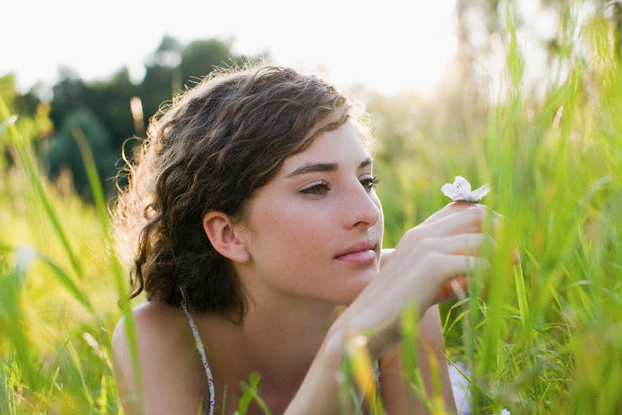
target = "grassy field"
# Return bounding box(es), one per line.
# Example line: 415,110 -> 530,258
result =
1,3 -> 622,414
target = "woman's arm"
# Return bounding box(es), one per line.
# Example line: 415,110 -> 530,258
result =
380,305 -> 456,414
288,202 -> 510,414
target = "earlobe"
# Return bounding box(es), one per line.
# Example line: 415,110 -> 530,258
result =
203,212 -> 250,263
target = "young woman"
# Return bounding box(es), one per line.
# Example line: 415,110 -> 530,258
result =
112,65 -> 504,414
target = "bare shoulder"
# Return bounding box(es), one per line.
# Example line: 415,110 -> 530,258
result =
113,301 -> 183,343
112,301 -> 186,367
112,301 -> 208,414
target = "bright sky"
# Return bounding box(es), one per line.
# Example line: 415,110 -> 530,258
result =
3,0 -> 458,97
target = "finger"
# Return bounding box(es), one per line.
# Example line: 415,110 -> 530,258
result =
422,254 -> 490,303
422,202 -> 493,225
423,203 -> 506,238
379,248 -> 395,268
368,248 -> 488,306
411,210 -> 501,243
433,276 -> 467,304
418,233 -> 498,258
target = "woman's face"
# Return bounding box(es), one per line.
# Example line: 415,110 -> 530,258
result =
235,121 -> 384,307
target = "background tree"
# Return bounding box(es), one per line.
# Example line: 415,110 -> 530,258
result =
34,36 -> 260,199
139,35 -> 183,124
180,38 -> 239,85
44,108 -> 118,199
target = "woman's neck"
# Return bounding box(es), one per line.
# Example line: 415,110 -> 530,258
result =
198,294 -> 341,413
237,294 -> 339,384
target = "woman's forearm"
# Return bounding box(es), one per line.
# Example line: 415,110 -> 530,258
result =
285,328 -> 348,414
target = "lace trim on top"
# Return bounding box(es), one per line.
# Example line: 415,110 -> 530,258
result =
181,304 -> 215,415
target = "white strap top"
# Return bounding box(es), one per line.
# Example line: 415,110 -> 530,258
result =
181,304 -> 215,415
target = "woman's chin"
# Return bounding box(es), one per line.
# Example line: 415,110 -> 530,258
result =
335,273 -> 376,306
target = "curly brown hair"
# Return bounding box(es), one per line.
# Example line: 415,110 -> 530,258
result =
114,64 -> 370,317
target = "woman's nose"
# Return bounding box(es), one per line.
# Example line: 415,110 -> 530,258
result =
343,182 -> 382,229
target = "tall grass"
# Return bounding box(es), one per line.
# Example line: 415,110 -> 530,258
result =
373,2 -> 622,413
0,1 -> 621,413
0,97 -> 124,413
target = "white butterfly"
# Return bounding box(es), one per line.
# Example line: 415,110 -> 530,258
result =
441,176 -> 490,203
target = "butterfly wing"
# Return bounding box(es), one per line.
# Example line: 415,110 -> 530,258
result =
441,176 -> 489,203
441,183 -> 457,199
466,183 -> 491,203
442,176 -> 472,200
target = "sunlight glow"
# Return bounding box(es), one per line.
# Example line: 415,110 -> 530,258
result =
2,0 -> 457,96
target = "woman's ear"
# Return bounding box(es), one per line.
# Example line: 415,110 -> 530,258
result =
203,212 -> 250,263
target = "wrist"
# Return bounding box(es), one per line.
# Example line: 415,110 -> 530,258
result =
330,312 -> 397,362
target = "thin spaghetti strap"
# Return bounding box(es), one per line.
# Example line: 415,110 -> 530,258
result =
374,360 -> 382,396
181,304 -> 215,415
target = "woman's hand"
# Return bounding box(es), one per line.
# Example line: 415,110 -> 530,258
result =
288,203 -> 518,415
335,202 -> 514,359
382,248 -> 468,304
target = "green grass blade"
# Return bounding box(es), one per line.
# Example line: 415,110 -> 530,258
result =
34,248 -> 93,311
0,98 -> 84,280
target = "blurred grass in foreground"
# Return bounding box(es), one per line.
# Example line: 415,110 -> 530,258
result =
0,1 -> 621,413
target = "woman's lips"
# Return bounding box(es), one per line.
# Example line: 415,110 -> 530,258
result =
334,241 -> 377,264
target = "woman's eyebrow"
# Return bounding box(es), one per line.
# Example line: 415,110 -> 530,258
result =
286,158 -> 373,178
360,157 -> 373,169
286,162 -> 338,177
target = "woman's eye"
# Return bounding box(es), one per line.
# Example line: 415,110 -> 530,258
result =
300,183 -> 330,196
361,176 -> 380,191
